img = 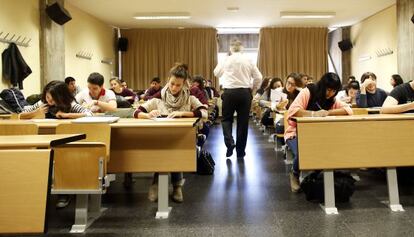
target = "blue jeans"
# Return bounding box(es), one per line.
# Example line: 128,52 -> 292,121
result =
286,137 -> 299,176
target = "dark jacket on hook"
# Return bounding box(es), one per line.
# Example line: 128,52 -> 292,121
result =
2,42 -> 32,89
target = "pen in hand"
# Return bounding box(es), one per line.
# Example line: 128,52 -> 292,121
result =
315,102 -> 322,110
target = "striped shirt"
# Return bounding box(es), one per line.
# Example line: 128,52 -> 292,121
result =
23,101 -> 93,117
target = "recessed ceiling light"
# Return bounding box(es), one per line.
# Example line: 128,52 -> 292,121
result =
133,12 -> 191,20
227,7 -> 239,12
280,11 -> 335,19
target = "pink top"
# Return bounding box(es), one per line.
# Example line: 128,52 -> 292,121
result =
284,88 -> 353,140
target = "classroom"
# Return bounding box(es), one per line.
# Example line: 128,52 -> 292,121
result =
1,0 -> 414,236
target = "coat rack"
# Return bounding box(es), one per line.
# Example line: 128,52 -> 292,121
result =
0,31 -> 31,47
76,50 -> 92,60
101,57 -> 113,65
376,48 -> 393,58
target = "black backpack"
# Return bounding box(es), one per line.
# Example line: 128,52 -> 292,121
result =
260,108 -> 274,126
301,171 -> 356,203
197,150 -> 215,175
0,99 -> 13,114
0,88 -> 28,113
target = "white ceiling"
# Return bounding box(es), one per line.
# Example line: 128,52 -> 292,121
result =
66,0 -> 396,30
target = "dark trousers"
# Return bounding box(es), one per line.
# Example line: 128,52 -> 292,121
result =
221,88 -> 252,157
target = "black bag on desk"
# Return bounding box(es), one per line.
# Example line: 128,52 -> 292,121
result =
197,150 -> 215,175
0,88 -> 28,113
301,171 -> 356,203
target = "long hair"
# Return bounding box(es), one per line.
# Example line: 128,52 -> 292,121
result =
391,74 -> 404,87
308,73 -> 342,110
41,80 -> 75,113
265,77 -> 283,100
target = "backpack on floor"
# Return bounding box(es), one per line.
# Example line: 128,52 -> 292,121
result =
0,88 -> 28,113
260,108 -> 274,126
301,171 -> 356,203
197,150 -> 215,175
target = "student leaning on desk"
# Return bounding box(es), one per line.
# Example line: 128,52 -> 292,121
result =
133,63 -> 208,203
381,80 -> 414,114
19,80 -> 93,119
284,72 -> 353,193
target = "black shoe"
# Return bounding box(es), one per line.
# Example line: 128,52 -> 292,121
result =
226,144 -> 236,157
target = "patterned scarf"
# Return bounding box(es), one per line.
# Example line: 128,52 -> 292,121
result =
160,85 -> 190,111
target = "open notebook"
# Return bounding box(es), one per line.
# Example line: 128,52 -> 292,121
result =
72,116 -> 120,124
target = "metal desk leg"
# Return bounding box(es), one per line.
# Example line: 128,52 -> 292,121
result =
70,194 -> 88,233
89,194 -> 107,220
320,170 -> 338,215
70,194 -> 106,233
156,172 -> 171,219
386,168 -> 404,212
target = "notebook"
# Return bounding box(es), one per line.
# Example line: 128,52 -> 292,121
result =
72,116 -> 120,124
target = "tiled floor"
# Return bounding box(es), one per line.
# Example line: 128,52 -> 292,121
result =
39,119 -> 414,236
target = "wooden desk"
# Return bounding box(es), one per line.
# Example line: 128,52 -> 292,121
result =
0,134 -> 86,148
0,114 -> 11,120
0,134 -> 86,234
294,114 -> 414,214
367,107 -> 381,114
10,118 -> 199,219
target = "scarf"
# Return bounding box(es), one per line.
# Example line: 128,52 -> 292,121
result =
160,85 -> 190,112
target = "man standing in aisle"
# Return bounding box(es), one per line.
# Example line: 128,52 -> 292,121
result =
214,39 -> 262,160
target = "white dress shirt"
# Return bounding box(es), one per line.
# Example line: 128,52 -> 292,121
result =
214,52 -> 263,90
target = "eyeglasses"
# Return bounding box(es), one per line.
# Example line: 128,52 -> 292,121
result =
286,81 -> 296,87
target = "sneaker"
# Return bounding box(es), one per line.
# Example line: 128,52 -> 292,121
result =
289,172 -> 301,193
172,185 -> 183,203
226,144 -> 236,157
148,184 -> 158,202
56,195 -> 71,209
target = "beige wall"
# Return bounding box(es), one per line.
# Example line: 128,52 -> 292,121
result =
0,0 -> 41,97
64,3 -> 115,90
350,5 -> 397,92
0,0 -> 115,98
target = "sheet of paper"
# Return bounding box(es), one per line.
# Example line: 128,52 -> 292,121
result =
151,117 -> 175,121
72,116 -> 120,123
31,119 -> 58,122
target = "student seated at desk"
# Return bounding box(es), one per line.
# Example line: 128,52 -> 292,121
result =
356,72 -> 387,108
381,80 -> 414,114
253,77 -> 270,101
190,75 -> 209,106
76,72 -> 117,113
299,73 -> 309,88
205,79 -> 220,100
390,74 -> 404,88
284,73 -> 353,193
110,77 -> 137,105
64,76 -> 81,97
259,77 -> 286,126
140,77 -> 163,101
336,80 -> 360,105
133,63 -> 207,203
20,80 -> 93,119
274,73 -> 302,141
